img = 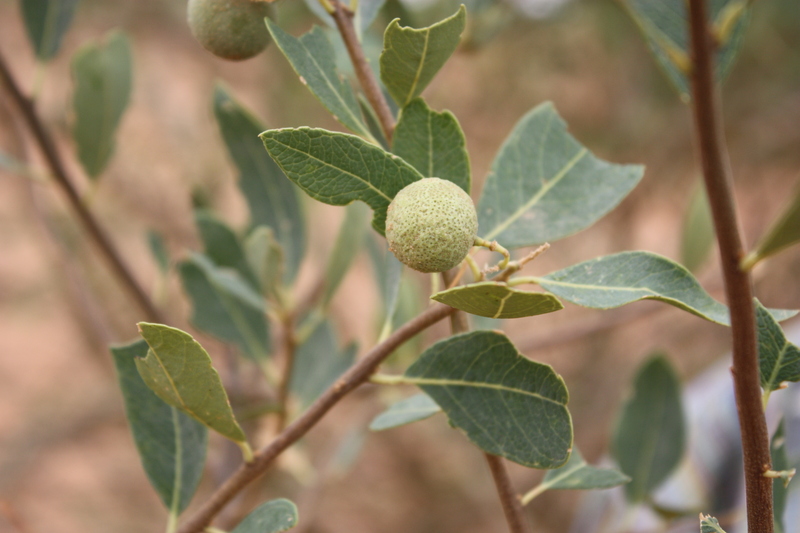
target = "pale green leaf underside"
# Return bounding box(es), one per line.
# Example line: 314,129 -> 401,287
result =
680,184 -> 714,273
322,202 -> 370,308
431,282 -> 563,319
756,301 -> 800,393
266,20 -> 371,139
539,448 -> 630,492
700,515 -> 727,533
536,251 -> 798,326
746,186 -> 800,269
477,102 -> 644,248
136,323 -> 247,443
380,5 -> 467,107
290,320 -> 357,408
72,30 -> 132,178
232,499 -> 299,533
612,355 -> 685,502
771,422 -> 789,533
406,330 -> 572,468
369,393 -> 442,431
111,340 -> 207,514
260,128 -> 424,235
22,0 -> 79,60
392,98 -> 471,193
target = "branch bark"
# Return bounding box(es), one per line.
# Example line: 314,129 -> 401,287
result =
687,2 -> 773,531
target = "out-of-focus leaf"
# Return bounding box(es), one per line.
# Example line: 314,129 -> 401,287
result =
406,330 -> 572,468
742,186 -> 800,270
621,0 -> 748,99
369,393 -> 441,431
147,231 -> 170,274
71,30 -> 132,178
380,5 -> 467,107
356,0 -> 388,35
359,95 -> 390,150
195,210 -> 258,288
771,421 -> 791,533
260,127 -> 424,235
536,251 -> 798,326
111,340 -> 207,515
20,0 -> 79,60
179,254 -> 269,361
245,226 -> 285,302
757,300 -> 800,395
431,282 -> 563,319
477,102 -> 644,248
290,320 -> 357,408
699,515 -> 727,533
136,323 -> 247,444
322,202 -> 370,308
265,21 -> 373,139
213,84 -> 305,280
612,354 -> 685,502
681,184 -> 715,273
231,499 -> 298,533
392,98 -> 470,193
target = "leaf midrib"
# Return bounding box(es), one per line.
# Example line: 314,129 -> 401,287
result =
406,376 -> 565,406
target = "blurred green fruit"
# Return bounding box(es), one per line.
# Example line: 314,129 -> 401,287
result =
187,0 -> 275,61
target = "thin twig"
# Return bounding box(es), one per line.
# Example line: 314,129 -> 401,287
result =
687,1 -> 773,531
485,453 -> 529,533
330,0 -> 396,144
176,303 -> 456,533
0,51 -> 164,324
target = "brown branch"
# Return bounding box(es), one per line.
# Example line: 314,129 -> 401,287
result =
485,453 -> 528,533
0,51 -> 164,324
687,2 -> 773,531
330,0 -> 396,144
176,303 -> 456,533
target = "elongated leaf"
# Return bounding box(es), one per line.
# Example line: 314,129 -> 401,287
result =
380,5 -> 467,107
431,282 -> 563,319
743,186 -> 800,270
147,231 -> 170,274
406,330 -> 572,468
393,98 -> 470,193
680,184 -> 714,273
700,515 -> 727,533
245,226 -> 285,301
757,301 -> 800,394
266,21 -> 372,139
179,254 -> 269,360
290,320 -> 357,408
612,355 -> 685,502
356,0 -> 388,35
522,448 -> 629,503
622,0 -> 748,99
260,128 -> 424,235
771,422 -> 790,533
72,30 -> 132,178
536,251 -> 798,326
477,102 -> 644,247
111,340 -> 207,514
21,0 -> 79,60
322,203 -> 370,308
232,499 -> 298,533
195,210 -> 258,288
369,393 -> 442,431
213,84 -> 305,279
136,323 -> 247,443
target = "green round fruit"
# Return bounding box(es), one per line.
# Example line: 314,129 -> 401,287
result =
187,0 -> 274,61
386,178 -> 478,273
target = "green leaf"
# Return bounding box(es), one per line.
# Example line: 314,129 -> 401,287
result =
20,0 -> 79,60
147,231 -> 170,274
111,340 -> 207,515
680,184 -> 715,273
369,393 -> 442,431
356,0 -> 388,35
622,0 -> 748,99
179,254 -> 269,361
245,226 -> 285,302
535,251 -> 798,326
213,84 -> 305,280
359,95 -> 390,150
431,282 -> 563,319
322,203 -> 370,308
699,514 -> 727,533
392,98 -> 470,193
260,127 -> 424,235
380,5 -> 467,107
136,323 -> 247,443
195,210 -> 258,289
771,422 -> 790,533
477,102 -> 644,247
71,30 -> 132,178
290,320 -> 357,408
265,21 -> 372,139
757,300 -> 800,394
521,448 -> 630,504
612,354 -> 685,502
743,186 -> 800,270
406,330 -> 572,468
231,499 -> 299,533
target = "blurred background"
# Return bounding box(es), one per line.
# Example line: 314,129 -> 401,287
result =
0,0 -> 799,532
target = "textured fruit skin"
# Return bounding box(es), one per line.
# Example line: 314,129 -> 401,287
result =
386,178 -> 478,273
188,0 -> 274,61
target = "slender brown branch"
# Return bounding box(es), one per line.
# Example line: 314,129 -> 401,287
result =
485,453 -> 528,533
687,2 -> 773,531
330,0 -> 396,144
0,51 -> 164,324
176,303 -> 456,533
